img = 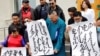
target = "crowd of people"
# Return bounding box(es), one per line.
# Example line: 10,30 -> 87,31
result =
0,0 -> 100,56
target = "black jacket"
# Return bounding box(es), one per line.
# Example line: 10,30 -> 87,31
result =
48,5 -> 65,22
68,18 -> 74,25
34,3 -> 49,20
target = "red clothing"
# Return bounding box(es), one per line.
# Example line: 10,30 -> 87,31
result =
22,7 -> 32,21
7,34 -> 23,47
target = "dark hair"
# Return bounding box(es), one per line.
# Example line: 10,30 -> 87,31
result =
49,10 -> 58,16
12,13 -> 19,17
68,7 -> 77,12
22,0 -> 29,3
49,0 -> 56,2
81,0 -> 91,11
97,17 -> 100,21
73,11 -> 82,17
11,26 -> 19,33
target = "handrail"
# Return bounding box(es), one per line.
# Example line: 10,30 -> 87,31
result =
0,27 -> 8,29
0,27 -> 8,39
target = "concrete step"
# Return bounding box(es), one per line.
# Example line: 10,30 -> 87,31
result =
65,44 -> 70,51
65,43 -> 71,56
66,52 -> 70,56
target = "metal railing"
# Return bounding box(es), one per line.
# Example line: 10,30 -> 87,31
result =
0,27 -> 8,41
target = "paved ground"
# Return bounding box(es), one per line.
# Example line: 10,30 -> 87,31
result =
65,41 -> 71,56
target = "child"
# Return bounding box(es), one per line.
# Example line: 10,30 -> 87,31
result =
0,27 -> 26,47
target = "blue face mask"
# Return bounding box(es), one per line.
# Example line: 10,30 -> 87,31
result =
97,27 -> 100,32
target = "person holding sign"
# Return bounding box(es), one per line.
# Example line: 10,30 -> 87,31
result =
0,27 -> 26,47
67,11 -> 87,55
46,11 -> 66,56
67,11 -> 88,34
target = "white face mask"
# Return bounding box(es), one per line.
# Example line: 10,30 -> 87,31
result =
24,21 -> 32,26
24,22 -> 28,26
24,23 -> 27,26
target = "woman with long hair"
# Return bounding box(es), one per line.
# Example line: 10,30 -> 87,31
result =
81,0 -> 95,22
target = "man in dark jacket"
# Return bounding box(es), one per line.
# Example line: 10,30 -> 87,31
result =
68,7 -> 77,25
19,0 -> 35,23
34,0 -> 49,20
49,0 -> 65,22
8,13 -> 25,37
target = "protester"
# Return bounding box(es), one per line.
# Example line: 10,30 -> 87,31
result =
96,17 -> 100,48
34,0 -> 49,20
66,11 -> 87,56
67,11 -> 88,38
81,0 -> 95,22
18,0 -> 33,45
67,6 -> 77,56
0,26 -> 31,56
73,11 -> 87,24
68,7 -> 77,25
67,11 -> 87,26
0,27 -> 26,47
48,0 -> 65,22
8,13 -> 25,37
67,7 -> 77,56
46,11 -> 66,56
19,0 -> 35,23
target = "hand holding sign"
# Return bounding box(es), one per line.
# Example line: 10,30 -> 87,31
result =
54,50 -> 58,54
67,25 -> 72,32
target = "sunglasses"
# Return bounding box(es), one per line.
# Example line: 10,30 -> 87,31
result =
50,3 -> 54,5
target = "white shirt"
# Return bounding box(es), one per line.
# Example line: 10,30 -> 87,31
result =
81,9 -> 95,22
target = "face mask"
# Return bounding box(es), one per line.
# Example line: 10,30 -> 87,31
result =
97,27 -> 100,32
24,22 -> 28,26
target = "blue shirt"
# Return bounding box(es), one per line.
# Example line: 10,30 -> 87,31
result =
46,17 -> 66,51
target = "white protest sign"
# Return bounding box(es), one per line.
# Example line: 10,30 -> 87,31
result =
26,19 -> 54,56
1,47 -> 26,56
69,22 -> 100,56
